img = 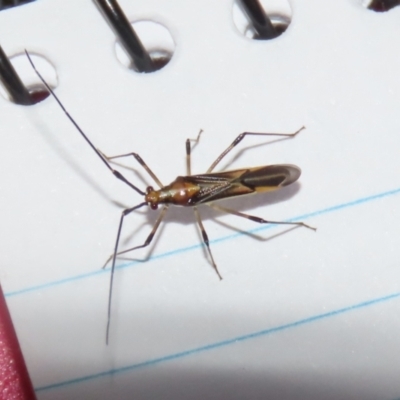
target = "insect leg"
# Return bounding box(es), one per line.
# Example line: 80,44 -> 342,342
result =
207,126 -> 305,173
194,207 -> 223,280
99,150 -> 163,188
106,204 -> 168,344
186,129 -> 203,175
208,203 -> 316,231
25,50 -> 145,196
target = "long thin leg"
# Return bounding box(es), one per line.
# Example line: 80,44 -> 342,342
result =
194,207 -> 223,280
106,204 -> 168,344
208,203 -> 316,231
207,126 -> 305,173
99,150 -> 163,188
26,50 -> 145,196
186,129 -> 203,175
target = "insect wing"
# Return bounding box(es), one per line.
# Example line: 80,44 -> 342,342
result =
241,164 -> 300,193
187,164 -> 300,204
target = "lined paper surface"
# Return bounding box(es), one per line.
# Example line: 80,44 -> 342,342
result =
1,0 -> 400,399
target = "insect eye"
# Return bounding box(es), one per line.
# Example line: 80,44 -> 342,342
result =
146,186 -> 154,194
150,203 -> 158,210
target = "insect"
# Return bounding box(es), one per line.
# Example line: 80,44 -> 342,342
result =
26,50 -> 315,344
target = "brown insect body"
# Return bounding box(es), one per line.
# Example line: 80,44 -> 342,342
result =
146,164 -> 301,209
26,48 -> 315,344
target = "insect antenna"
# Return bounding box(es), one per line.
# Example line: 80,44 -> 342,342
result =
25,50 -> 154,343
105,204 -> 169,343
25,50 -> 145,196
106,201 -> 147,344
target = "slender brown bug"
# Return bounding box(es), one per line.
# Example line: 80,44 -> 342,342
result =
26,51 -> 315,344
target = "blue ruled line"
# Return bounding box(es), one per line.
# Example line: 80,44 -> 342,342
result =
35,290 -> 400,392
6,185 -> 400,298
